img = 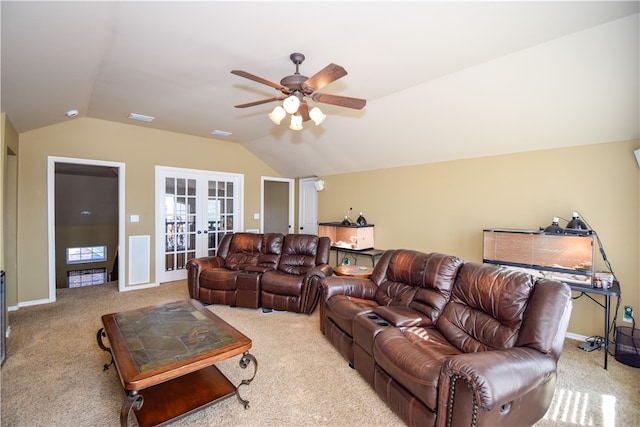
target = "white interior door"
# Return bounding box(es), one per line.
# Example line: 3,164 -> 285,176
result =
298,178 -> 319,235
156,166 -> 243,283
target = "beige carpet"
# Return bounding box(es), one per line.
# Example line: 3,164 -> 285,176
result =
1,281 -> 638,427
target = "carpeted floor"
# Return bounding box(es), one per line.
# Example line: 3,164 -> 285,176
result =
1,281 -> 638,426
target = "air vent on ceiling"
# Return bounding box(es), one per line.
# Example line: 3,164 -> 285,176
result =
128,113 -> 155,122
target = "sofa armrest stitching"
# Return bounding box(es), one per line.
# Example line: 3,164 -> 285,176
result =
447,374 -> 478,427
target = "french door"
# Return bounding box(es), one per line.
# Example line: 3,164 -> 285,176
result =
156,166 -> 243,283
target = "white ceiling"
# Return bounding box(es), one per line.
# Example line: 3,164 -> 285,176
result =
2,1 -> 639,178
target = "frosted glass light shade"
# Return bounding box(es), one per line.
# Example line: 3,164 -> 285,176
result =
309,107 -> 326,126
268,106 -> 286,125
283,95 -> 301,114
289,114 -> 303,130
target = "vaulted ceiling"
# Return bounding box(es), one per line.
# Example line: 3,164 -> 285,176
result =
2,1 -> 638,178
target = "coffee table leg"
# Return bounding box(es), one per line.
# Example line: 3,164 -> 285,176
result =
236,351 -> 258,409
96,328 -> 114,371
120,393 -> 144,427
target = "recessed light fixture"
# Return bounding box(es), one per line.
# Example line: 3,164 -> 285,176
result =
65,109 -> 79,118
80,210 -> 91,216
211,129 -> 232,137
128,113 -> 155,122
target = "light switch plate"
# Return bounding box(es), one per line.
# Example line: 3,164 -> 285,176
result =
130,215 -> 139,223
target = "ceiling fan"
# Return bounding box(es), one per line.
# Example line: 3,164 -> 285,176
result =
231,53 -> 366,128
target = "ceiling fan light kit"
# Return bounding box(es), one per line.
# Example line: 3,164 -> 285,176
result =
232,52 -> 366,131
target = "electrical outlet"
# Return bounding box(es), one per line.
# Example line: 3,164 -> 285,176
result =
623,305 -> 633,323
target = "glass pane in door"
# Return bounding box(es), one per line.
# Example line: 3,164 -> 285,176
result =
164,177 -> 197,272
207,180 -> 234,256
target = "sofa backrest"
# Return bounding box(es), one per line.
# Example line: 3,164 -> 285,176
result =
222,233 -> 264,270
436,262 -> 536,353
371,250 -> 463,313
408,252 -> 464,323
257,233 -> 284,269
277,234 -> 327,275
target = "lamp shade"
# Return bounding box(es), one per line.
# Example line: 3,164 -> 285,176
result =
268,106 -> 286,125
283,95 -> 301,114
289,114 -> 303,130
309,107 -> 326,126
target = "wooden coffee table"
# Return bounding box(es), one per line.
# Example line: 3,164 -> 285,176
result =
97,299 -> 257,427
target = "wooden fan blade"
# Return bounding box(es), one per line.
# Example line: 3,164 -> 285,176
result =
298,103 -> 311,122
234,97 -> 284,108
301,63 -> 347,92
231,70 -> 289,92
311,93 -> 366,110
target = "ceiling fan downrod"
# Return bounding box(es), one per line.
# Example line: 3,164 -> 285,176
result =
290,52 -> 305,74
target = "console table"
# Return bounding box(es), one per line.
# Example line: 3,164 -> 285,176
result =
330,247 -> 385,266
568,281 -> 620,369
482,228 -> 620,369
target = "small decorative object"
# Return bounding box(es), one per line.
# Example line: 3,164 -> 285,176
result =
566,212 -> 588,230
356,212 -> 367,226
341,207 -> 355,225
544,217 -> 563,234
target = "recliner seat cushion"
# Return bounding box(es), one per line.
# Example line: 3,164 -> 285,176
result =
261,271 -> 305,296
199,268 -> 241,290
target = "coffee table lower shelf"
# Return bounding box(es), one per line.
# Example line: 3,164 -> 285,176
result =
128,365 -> 238,427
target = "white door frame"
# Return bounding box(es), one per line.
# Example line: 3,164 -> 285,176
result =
47,156 -> 126,300
260,176 -> 295,234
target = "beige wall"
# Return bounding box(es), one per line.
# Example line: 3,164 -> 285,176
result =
8,112 -> 640,338
17,117 -> 280,302
319,140 -> 640,337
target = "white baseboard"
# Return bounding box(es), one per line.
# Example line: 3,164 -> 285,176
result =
565,332 -> 588,342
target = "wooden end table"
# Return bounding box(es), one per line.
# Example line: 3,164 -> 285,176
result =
97,299 -> 257,427
334,265 -> 374,279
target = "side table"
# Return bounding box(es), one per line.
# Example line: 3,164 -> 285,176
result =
334,265 -> 374,279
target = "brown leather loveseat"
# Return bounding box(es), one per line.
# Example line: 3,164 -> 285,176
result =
320,249 -> 572,427
187,232 -> 332,314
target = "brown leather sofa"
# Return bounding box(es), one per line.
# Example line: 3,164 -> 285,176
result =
320,249 -> 572,427
187,232 -> 332,314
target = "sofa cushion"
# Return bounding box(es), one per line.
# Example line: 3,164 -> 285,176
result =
374,326 -> 462,411
257,233 -> 284,269
261,271 -> 306,296
408,253 -> 464,325
223,233 -> 264,270
436,263 -> 535,352
277,234 -> 319,275
199,268 -> 242,291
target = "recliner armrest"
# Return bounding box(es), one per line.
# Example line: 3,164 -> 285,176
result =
321,276 -> 378,301
373,306 -> 424,327
440,347 -> 556,413
186,256 -> 225,299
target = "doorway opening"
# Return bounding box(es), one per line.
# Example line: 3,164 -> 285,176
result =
47,157 -> 125,301
261,177 -> 294,234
